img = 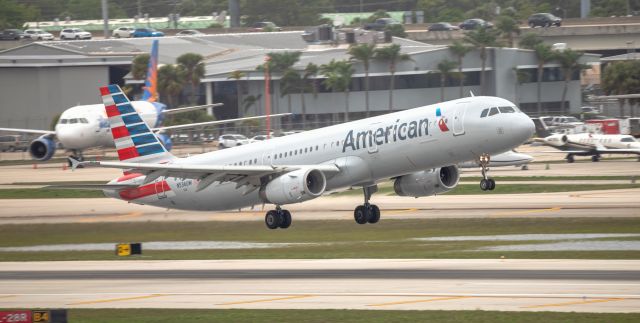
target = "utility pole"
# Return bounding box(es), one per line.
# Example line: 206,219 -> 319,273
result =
264,56 -> 271,139
101,0 -> 109,39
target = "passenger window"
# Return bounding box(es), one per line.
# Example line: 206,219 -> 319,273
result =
488,107 -> 499,116
499,106 -> 515,113
480,109 -> 489,118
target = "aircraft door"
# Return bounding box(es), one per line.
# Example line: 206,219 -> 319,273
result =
155,177 -> 167,199
453,102 -> 467,136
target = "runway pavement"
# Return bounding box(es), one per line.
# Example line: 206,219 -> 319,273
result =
1,259 -> 639,312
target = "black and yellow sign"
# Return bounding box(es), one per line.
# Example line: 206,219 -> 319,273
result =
116,243 -> 142,256
32,310 -> 50,323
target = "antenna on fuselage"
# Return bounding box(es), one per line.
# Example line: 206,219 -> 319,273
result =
469,91 -> 475,97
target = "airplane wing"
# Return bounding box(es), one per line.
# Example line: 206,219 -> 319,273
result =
0,127 -> 55,135
69,158 -> 341,193
163,103 -> 223,115
152,113 -> 292,132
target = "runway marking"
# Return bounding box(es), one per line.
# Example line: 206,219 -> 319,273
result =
217,295 -> 313,306
0,295 -> 15,299
79,211 -> 143,223
385,208 -> 419,215
522,298 -> 626,309
490,207 -> 561,217
67,294 -> 166,305
367,296 -> 471,307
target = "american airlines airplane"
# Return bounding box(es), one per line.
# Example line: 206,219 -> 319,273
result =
533,119 -> 640,162
0,40 -> 281,162
70,85 -> 535,229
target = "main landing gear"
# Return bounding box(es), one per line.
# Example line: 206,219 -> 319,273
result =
353,185 -> 381,225
264,206 -> 292,229
478,153 -> 496,191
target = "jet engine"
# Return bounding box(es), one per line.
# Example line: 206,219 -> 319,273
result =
28,135 -> 56,161
260,168 -> 327,205
156,133 -> 173,151
393,165 -> 460,197
543,134 -> 568,147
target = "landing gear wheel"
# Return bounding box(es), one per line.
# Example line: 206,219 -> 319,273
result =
280,210 -> 292,229
368,205 -> 380,224
566,154 -> 575,163
478,153 -> 494,192
488,178 -> 496,191
265,210 -> 281,229
480,178 -> 490,191
591,155 -> 600,162
354,205 -> 369,224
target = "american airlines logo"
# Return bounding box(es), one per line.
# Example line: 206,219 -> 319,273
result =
343,118 -> 430,152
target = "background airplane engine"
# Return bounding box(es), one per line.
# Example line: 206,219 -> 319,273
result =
260,168 -> 327,205
544,134 -> 568,147
28,135 -> 56,161
156,133 -> 173,151
393,166 -> 460,197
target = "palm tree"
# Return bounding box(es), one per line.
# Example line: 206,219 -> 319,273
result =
463,27 -> 500,95
259,51 -> 302,126
157,64 -> 185,108
321,59 -> 354,122
301,62 -> 319,129
533,44 -> 556,115
131,54 -> 150,80
495,15 -> 520,48
518,33 -> 543,50
603,61 -> 632,117
448,41 -> 472,98
556,49 -> 588,115
374,44 -> 411,111
436,60 -> 458,102
348,43 -> 376,117
227,70 -> 246,117
176,53 -> 205,105
280,68 -> 301,116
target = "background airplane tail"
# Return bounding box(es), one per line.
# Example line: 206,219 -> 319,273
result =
141,39 -> 159,103
100,84 -> 175,163
532,118 -> 552,138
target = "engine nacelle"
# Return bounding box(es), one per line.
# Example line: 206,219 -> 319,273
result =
260,168 -> 327,205
29,136 -> 56,161
393,165 -> 460,197
544,134 -> 568,147
157,133 -> 173,151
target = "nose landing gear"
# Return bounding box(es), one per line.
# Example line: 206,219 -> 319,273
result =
478,153 -> 495,191
354,185 -> 380,224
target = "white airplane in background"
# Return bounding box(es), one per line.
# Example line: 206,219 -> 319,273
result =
533,118 -> 640,163
0,40 -> 283,162
68,84 -> 534,229
458,150 -> 533,169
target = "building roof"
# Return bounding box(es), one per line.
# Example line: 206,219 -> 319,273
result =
600,52 -> 640,62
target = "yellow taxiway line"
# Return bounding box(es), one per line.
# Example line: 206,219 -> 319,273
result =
522,298 -> 626,309
217,295 -> 313,306
368,296 -> 471,307
490,207 -> 562,217
67,294 -> 166,305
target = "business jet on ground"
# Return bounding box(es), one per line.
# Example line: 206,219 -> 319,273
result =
533,118 -> 640,163
69,85 -> 534,229
0,40 -> 282,162
458,150 -> 533,169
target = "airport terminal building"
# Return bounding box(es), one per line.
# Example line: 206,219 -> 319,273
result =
0,31 -> 599,130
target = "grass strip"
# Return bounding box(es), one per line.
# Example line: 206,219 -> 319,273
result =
0,188 -> 104,199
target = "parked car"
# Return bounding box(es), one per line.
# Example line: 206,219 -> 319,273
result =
0,135 -> 28,152
218,134 -> 250,148
459,18 -> 493,30
428,22 -> 459,31
249,135 -> 269,143
176,29 -> 204,36
0,29 -> 25,40
363,18 -> 401,31
24,29 -> 54,40
131,28 -> 164,38
528,13 -> 562,27
60,28 -> 92,40
112,26 -> 135,38
248,22 -> 282,32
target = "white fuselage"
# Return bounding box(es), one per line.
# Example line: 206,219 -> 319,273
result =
107,96 -> 535,211
55,102 -> 158,150
565,133 -> 640,150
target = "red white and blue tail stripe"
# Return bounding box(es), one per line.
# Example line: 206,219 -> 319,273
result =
100,84 -> 174,163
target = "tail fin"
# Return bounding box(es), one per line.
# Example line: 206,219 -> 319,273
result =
141,39 -> 159,102
531,118 -> 552,138
100,84 -> 175,163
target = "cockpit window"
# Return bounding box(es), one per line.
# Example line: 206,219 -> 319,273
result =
488,107 -> 499,116
480,109 -> 489,118
621,137 -> 637,143
69,118 -> 78,124
59,119 -> 68,124
499,106 -> 515,113
80,118 -> 89,124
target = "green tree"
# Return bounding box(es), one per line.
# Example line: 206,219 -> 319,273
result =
176,53 -> 205,105
495,15 -> 520,48
436,60 -> 458,102
385,24 -> 407,38
463,27 -> 501,95
243,0 -> 331,26
66,0 -> 126,20
556,49 -> 588,115
157,64 -> 185,108
228,70 -> 246,117
301,62 -> 319,129
449,40 -> 472,98
0,0 -> 39,29
518,33 -> 543,50
280,68 -> 301,116
533,43 -> 556,115
131,54 -> 150,80
348,43 -> 376,117
321,60 -> 354,122
374,44 -> 412,111
602,61 -> 640,117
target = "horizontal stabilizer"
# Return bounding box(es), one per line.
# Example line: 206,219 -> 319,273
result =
163,103 -> 224,115
153,113 -> 292,132
0,127 -> 55,135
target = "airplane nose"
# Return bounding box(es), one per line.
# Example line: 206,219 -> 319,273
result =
512,114 -> 535,144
